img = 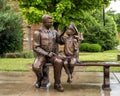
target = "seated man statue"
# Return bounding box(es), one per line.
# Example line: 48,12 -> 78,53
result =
32,14 -> 64,92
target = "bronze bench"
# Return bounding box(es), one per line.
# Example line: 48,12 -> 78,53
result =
47,61 -> 120,91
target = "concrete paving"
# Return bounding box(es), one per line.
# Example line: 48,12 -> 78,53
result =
0,67 -> 120,96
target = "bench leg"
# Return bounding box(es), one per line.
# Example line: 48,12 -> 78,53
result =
102,66 -> 111,91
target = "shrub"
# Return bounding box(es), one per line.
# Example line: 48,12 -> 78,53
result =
21,51 -> 34,58
0,0 -> 23,56
79,43 -> 90,52
5,52 -> 21,58
83,10 -> 118,51
88,44 -> 102,52
80,43 -> 102,52
5,51 -> 34,58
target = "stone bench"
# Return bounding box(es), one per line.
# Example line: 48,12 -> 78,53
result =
46,61 -> 120,91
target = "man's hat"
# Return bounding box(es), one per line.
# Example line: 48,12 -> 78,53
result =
68,22 -> 78,35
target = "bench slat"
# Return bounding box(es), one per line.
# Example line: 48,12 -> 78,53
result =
46,61 -> 120,66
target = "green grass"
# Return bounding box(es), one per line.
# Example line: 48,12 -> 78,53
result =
79,52 -> 117,61
0,58 -> 34,71
79,52 -> 120,72
0,50 -> 120,72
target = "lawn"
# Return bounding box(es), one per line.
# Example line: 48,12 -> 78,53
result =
79,52 -> 117,61
79,52 -> 120,72
0,58 -> 34,71
0,50 -> 120,71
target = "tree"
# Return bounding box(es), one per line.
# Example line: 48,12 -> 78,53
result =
114,13 -> 120,33
16,0 -> 109,30
15,0 -> 118,51
0,0 -> 23,56
106,10 -> 120,33
83,10 -> 118,50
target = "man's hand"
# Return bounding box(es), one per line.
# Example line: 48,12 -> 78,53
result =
48,52 -> 56,57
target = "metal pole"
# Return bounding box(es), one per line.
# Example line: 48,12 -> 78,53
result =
27,26 -> 31,51
103,5 -> 106,26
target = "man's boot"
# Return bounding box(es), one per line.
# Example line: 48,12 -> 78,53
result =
35,74 -> 42,88
34,71 -> 43,88
41,65 -> 50,88
54,83 -> 64,92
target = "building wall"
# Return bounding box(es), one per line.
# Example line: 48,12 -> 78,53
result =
23,23 -> 41,50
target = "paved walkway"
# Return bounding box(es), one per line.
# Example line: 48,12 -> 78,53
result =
0,67 -> 120,96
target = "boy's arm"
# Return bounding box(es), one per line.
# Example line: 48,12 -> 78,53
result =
74,33 -> 84,42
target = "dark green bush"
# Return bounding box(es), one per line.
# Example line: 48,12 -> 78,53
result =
83,10 -> 118,51
5,52 -> 21,58
79,43 -> 90,52
80,43 -> 102,52
0,0 -> 23,56
88,44 -> 102,52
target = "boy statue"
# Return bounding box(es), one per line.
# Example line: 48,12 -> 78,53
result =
60,22 -> 84,83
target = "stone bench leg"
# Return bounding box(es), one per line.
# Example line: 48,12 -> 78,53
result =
102,66 -> 111,91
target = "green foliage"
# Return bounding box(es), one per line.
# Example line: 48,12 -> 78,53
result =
21,51 -> 34,58
16,0 -> 109,29
4,51 -> 34,58
79,43 -> 90,52
0,0 -> 23,56
83,10 -> 119,51
15,0 -> 118,51
114,13 -> 120,32
80,43 -> 102,52
106,10 -> 120,33
89,44 -> 102,52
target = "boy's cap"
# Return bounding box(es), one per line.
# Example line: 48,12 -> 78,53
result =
68,22 -> 78,35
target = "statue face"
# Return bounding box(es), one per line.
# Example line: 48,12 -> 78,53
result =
66,28 -> 74,36
44,18 -> 53,29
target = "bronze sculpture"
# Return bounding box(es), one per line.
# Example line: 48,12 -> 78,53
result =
32,14 -> 83,92
32,14 -> 64,92
60,22 -> 83,83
